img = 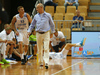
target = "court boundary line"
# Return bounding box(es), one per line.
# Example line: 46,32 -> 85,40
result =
51,60 -> 84,75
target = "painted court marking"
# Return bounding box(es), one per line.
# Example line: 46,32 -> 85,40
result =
52,60 -> 84,75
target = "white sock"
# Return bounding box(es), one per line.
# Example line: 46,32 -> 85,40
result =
9,54 -> 12,58
3,54 -> 5,59
24,52 -> 27,55
20,54 -> 24,59
76,42 -> 81,45
5,55 -> 7,58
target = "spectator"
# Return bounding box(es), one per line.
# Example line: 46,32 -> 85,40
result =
44,0 -> 58,12
29,29 -> 37,45
71,10 -> 85,30
64,0 -> 79,12
50,29 -> 65,52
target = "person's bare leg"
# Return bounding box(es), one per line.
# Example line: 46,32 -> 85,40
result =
19,41 -> 25,64
13,49 -> 21,58
9,44 -> 14,58
61,43 -> 76,58
35,45 -> 37,55
64,43 -> 76,50
19,42 -> 23,59
5,45 -> 10,58
23,45 -> 28,63
24,45 -> 28,55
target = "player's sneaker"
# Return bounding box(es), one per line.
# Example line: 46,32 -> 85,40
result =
24,55 -> 27,63
45,63 -> 48,69
1,59 -> 10,64
0,62 -> 4,65
27,55 -> 33,60
21,59 -> 25,65
76,38 -> 86,46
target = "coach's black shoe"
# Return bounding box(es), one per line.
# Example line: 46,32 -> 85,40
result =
45,63 -> 48,69
40,64 -> 43,67
21,59 -> 25,65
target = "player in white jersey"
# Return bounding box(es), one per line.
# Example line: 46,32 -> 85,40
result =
1,24 -> 16,60
0,26 -> 13,64
11,6 -> 32,65
49,38 -> 86,59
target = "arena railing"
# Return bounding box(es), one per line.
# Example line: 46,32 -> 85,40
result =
54,20 -> 100,43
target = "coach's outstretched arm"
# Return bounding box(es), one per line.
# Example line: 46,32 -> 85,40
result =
27,16 -> 36,36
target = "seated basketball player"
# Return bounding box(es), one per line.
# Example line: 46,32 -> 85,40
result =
2,24 -> 16,60
49,38 -> 86,59
0,27 -> 13,64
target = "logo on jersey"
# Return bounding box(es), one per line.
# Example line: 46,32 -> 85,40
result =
20,20 -> 24,23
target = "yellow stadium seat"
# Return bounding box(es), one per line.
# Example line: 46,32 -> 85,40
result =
56,6 -> 65,16
65,13 -> 74,20
80,13 -> 86,20
54,13 -> 63,30
78,6 -> 87,16
45,6 -> 54,16
67,6 -> 76,15
78,0 -> 89,9
63,13 -> 74,28
54,13 -> 63,20
61,28 -> 71,40
58,0 -> 65,6
79,0 -> 90,2
53,0 -> 59,3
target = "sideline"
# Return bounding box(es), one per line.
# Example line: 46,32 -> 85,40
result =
52,60 -> 84,75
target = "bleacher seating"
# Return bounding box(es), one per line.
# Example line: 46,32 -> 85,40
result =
45,6 -> 54,16
61,28 -> 71,40
58,0 -> 65,6
78,6 -> 87,16
56,6 -> 65,16
80,13 -> 86,20
54,13 -> 63,30
63,13 -> 74,28
78,0 -> 89,9
65,13 -> 74,20
67,6 -> 76,15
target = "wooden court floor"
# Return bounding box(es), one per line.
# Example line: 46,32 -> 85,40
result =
0,56 -> 100,75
